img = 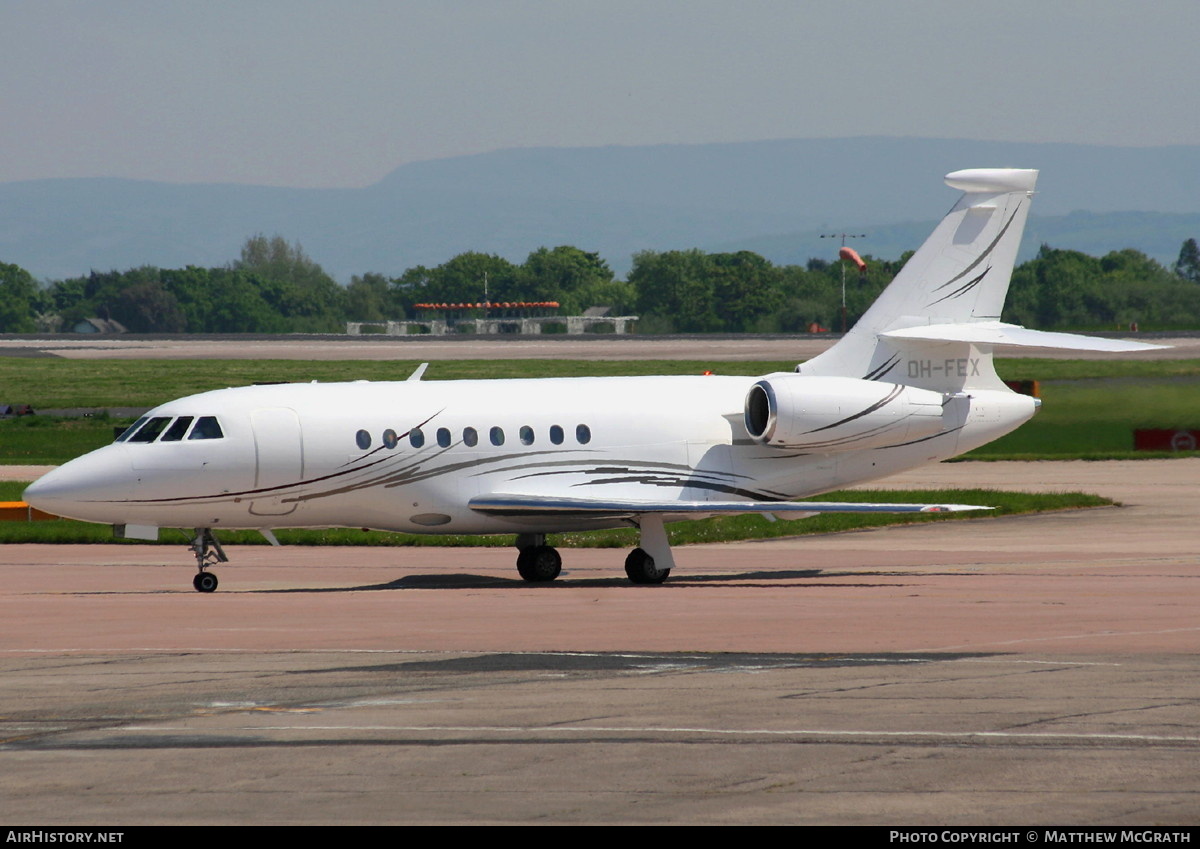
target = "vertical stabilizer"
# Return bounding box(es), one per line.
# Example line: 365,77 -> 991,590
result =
799,168 -> 1037,392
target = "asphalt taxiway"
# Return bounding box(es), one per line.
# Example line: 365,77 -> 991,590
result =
1,459 -> 1197,824
2,331 -> 1195,361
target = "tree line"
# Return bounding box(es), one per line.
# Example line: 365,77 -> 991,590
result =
2,235 -> 1199,335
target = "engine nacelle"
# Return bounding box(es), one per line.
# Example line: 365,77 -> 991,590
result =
744,375 -> 946,451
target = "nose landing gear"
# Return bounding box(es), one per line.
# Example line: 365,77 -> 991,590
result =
189,528 -> 227,593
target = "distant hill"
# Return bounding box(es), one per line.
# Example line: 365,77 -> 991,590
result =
1,137 -> 1197,281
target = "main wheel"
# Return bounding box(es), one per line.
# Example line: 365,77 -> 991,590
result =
624,548 -> 670,584
193,572 -> 219,593
516,545 -> 562,582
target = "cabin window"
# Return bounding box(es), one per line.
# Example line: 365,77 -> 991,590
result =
519,425 -> 534,445
160,416 -> 194,442
127,417 -> 171,443
355,429 -> 371,450
436,427 -> 451,448
189,417 -> 224,440
410,427 -> 425,448
383,428 -> 398,449
463,427 -> 478,447
115,417 -> 148,443
549,424 -> 564,445
490,426 -> 505,446
576,424 -> 591,445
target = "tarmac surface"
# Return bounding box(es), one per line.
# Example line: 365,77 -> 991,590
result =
1,459 -> 1197,825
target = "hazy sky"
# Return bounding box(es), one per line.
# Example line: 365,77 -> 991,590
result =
3,0 -> 1197,188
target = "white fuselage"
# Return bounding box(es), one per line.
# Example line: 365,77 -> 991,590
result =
25,374 -> 1037,535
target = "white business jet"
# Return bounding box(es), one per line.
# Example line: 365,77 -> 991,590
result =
24,168 -> 1159,591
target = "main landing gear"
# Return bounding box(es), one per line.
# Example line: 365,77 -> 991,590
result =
513,518 -> 676,585
189,528 -> 227,593
515,533 -> 562,582
624,547 -> 670,585
624,515 -> 674,584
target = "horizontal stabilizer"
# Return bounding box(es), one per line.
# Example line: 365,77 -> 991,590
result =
881,321 -> 1167,353
470,493 -> 991,517
943,168 -> 1039,194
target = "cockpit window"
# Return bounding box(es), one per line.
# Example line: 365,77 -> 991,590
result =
160,416 -> 194,442
127,416 -> 172,443
188,416 -> 224,440
114,417 -> 148,443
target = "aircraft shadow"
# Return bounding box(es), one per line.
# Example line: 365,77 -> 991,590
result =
251,569 -> 840,593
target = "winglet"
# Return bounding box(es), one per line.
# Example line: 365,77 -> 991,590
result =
407,362 -> 429,381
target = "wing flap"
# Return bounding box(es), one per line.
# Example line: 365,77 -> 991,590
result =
469,493 -> 991,517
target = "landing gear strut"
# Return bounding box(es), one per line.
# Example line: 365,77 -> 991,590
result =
189,528 -> 227,593
514,533 -> 562,582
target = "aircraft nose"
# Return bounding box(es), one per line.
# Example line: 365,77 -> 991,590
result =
23,447 -> 133,522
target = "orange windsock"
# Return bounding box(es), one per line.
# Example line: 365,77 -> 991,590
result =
839,246 -> 867,272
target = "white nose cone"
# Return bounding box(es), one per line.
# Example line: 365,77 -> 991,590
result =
23,446 -> 133,523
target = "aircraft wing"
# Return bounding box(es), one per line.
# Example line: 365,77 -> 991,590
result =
469,493 -> 991,518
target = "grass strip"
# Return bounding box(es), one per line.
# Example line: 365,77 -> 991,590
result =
4,357 -> 1200,463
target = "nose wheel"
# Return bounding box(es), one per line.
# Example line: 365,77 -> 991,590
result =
189,528 -> 228,593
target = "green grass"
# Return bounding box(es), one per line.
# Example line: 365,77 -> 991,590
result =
0,480 -> 1110,547
0,358 -> 793,408
967,372 -> 1200,459
0,357 -> 793,463
7,355 -> 1200,411
0,413 -> 129,464
987,358 -> 1200,459
3,356 -> 1199,463
993,358 -> 1200,380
